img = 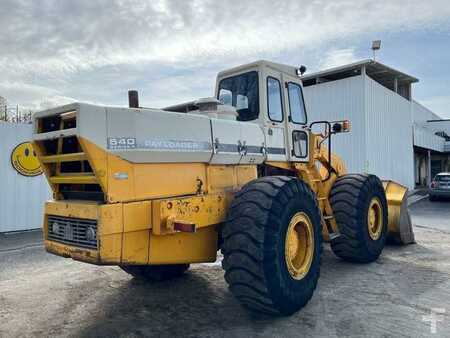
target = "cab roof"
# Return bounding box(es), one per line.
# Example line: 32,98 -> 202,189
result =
217,60 -> 301,78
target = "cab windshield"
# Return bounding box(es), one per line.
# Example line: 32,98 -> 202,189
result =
218,71 -> 259,121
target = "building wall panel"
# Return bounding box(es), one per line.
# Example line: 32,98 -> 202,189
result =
365,77 -> 415,188
0,122 -> 51,232
303,76 -> 366,174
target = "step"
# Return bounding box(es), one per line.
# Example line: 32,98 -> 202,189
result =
49,175 -> 97,184
41,152 -> 87,163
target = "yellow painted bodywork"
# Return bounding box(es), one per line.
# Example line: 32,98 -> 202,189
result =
79,138 -> 209,203
152,193 -> 231,235
37,130 -> 348,265
268,133 -> 347,240
38,137 -> 257,265
37,126 -> 410,267
43,193 -> 228,265
40,152 -> 87,163
49,174 -> 98,184
383,181 -> 415,244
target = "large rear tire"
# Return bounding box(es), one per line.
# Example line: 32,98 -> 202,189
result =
221,176 -> 322,315
330,174 -> 388,263
120,264 -> 190,281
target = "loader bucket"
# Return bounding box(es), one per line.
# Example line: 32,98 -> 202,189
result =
382,181 -> 415,245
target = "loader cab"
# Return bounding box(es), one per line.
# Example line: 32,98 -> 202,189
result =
216,60 -> 309,162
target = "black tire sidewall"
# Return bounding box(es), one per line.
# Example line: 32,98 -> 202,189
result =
360,178 -> 388,256
330,174 -> 388,262
265,181 -> 322,314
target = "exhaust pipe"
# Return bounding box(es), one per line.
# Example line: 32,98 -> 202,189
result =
128,90 -> 139,108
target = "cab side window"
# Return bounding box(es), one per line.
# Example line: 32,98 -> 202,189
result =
287,82 -> 307,124
267,77 -> 283,122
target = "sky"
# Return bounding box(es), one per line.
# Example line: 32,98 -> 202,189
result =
1,0 -> 450,118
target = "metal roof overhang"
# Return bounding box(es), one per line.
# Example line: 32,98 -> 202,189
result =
302,59 -> 418,87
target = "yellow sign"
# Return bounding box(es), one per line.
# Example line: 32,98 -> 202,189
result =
10,142 -> 43,177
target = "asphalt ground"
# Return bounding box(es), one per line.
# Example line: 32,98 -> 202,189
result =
1,198 -> 450,337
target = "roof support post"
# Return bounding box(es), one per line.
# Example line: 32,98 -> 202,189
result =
427,150 -> 432,186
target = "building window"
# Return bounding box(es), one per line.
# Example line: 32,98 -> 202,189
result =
267,77 -> 283,122
287,82 -> 307,124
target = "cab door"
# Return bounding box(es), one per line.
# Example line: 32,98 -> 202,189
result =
282,73 -> 309,162
263,68 -> 287,162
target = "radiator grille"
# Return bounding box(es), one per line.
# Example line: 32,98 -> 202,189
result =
47,215 -> 98,249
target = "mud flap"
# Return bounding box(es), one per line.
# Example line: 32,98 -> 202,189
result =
382,181 -> 415,245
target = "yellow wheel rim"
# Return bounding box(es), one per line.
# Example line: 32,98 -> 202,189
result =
367,197 -> 383,240
284,212 -> 315,280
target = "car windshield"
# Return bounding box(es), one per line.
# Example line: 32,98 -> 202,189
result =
218,71 -> 259,121
436,175 -> 450,181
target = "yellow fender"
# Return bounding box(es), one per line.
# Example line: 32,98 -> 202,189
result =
382,181 -> 415,245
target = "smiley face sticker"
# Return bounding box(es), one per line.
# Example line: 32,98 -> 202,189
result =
10,142 -> 43,177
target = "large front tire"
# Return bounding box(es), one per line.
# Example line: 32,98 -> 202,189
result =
330,174 -> 388,263
221,176 -> 322,315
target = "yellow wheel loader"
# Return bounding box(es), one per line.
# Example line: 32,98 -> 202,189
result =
32,60 -> 414,316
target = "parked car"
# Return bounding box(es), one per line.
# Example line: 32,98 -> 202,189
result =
430,173 -> 450,201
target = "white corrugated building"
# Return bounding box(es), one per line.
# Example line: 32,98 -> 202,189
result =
302,60 -> 450,189
0,122 -> 51,232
